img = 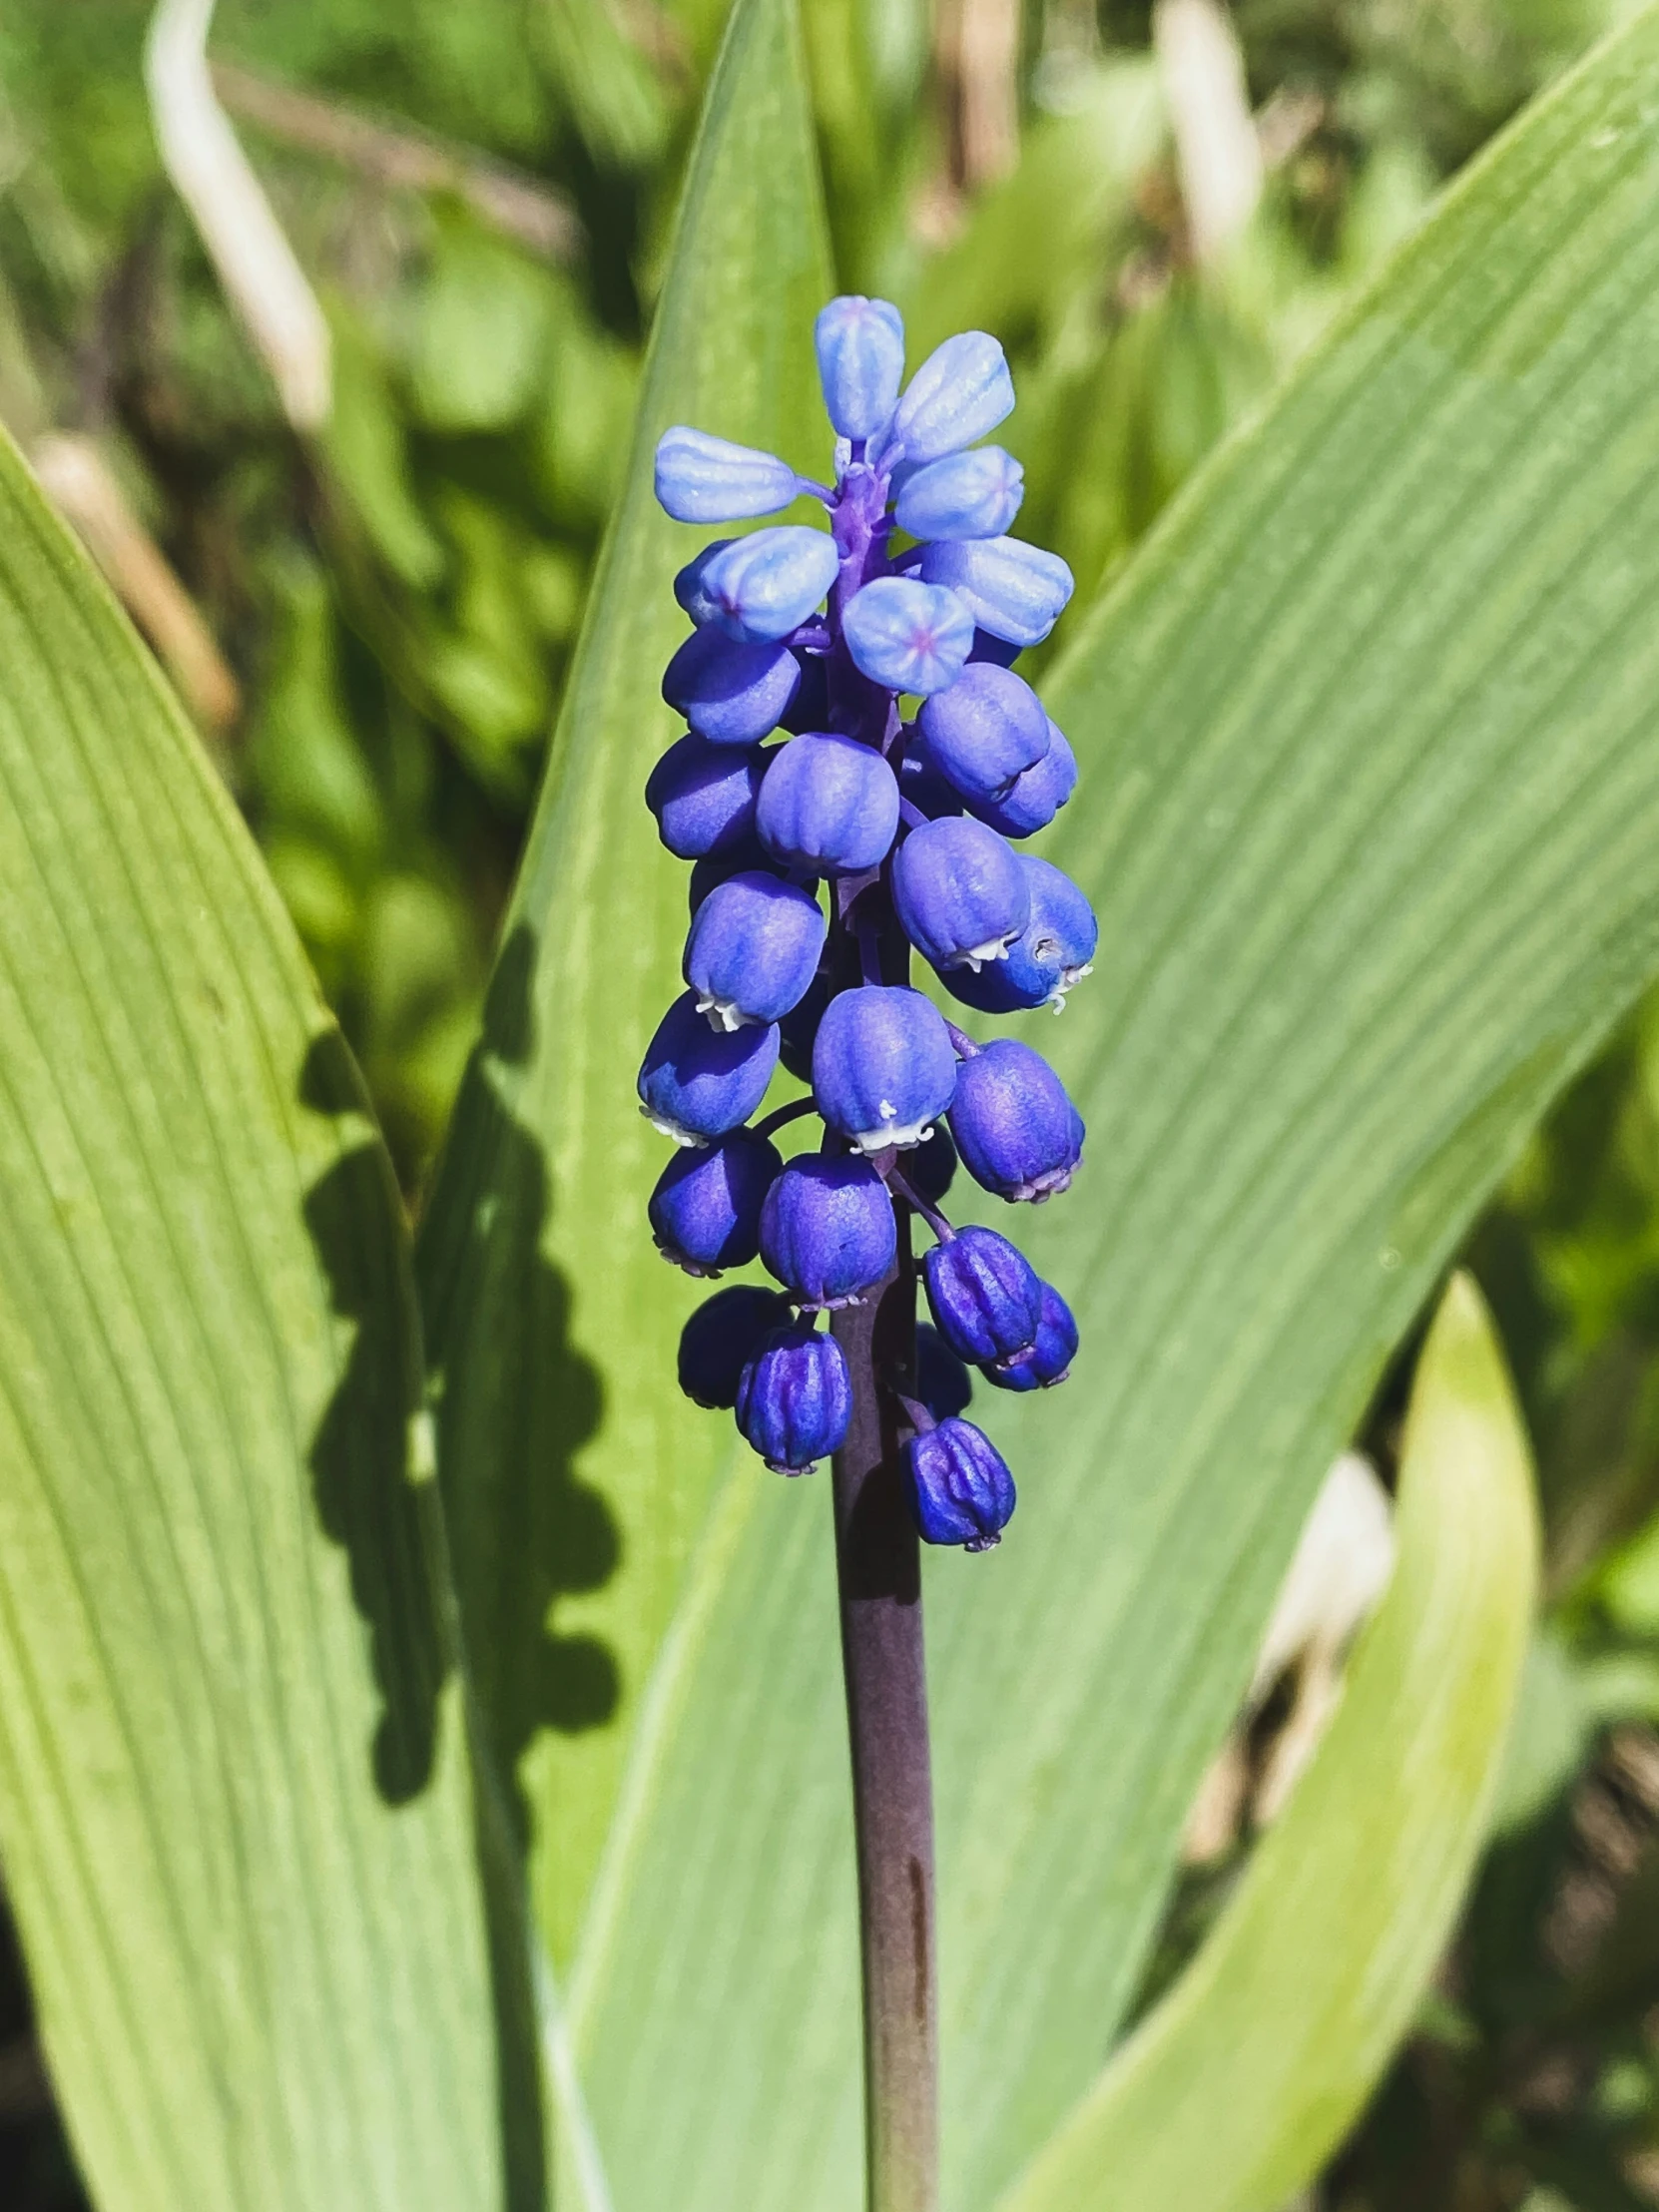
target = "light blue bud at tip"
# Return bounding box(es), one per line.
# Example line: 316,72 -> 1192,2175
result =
700,526 -> 841,644
655,426 -> 801,524
842,577 -> 974,698
894,447 -> 1024,543
918,536 -> 1074,649
816,295 -> 905,442
888,331 -> 1014,469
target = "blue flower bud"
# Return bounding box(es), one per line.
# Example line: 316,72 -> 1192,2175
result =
674,539 -> 735,625
655,426 -> 800,523
756,732 -> 900,876
969,722 -> 1078,836
915,1322 -> 973,1420
899,734 -> 966,820
778,966 -> 830,1081
948,1038 -> 1083,1202
678,1284 -> 794,1408
922,1225 -> 1043,1369
699,527 -> 841,644
812,984 -> 957,1151
918,536 -> 1075,648
684,869 -> 827,1029
889,331 -> 1015,468
736,1320 -> 852,1474
649,1128 -> 782,1275
982,1282 -> 1077,1391
905,1122 -> 958,1204
894,447 -> 1024,542
892,815 -> 1030,970
638,990 -> 780,1144
816,296 -> 905,441
941,854 -> 1099,1014
646,733 -> 765,859
903,1416 -> 1016,1549
663,627 -> 802,745
842,578 -> 974,697
759,1155 -> 897,1310
915,664 -> 1049,804
688,834 -> 803,917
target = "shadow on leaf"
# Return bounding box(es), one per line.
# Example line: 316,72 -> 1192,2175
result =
418,920 -> 620,1839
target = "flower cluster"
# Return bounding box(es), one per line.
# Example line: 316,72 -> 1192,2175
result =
638,296 -> 1097,1551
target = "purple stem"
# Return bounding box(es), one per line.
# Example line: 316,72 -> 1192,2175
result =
943,1021 -> 980,1060
827,814 -> 938,2212
753,1094 -> 819,1140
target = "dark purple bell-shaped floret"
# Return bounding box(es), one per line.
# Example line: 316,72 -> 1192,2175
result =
982,1282 -> 1078,1392
915,664 -> 1049,805
759,1155 -> 897,1310
914,1322 -> 973,1420
923,1224 -> 1043,1371
677,1284 -> 795,1408
969,722 -> 1078,838
756,732 -> 901,876
812,984 -> 957,1152
903,1417 -> 1016,1549
663,627 -> 802,746
638,991 -> 780,1145
684,870 -> 827,1031
941,854 -> 1097,1015
892,815 -> 1029,971
649,1128 -> 782,1276
736,1320 -> 852,1474
647,733 -> 766,860
948,1038 -> 1084,1203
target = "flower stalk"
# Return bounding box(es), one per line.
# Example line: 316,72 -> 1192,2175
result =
641,293 -> 1098,2209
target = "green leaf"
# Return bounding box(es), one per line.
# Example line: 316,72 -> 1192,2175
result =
498,14 -> 1659,2209
414,0 -> 832,1978
0,433 -> 528,2206
996,1273 -> 1538,2212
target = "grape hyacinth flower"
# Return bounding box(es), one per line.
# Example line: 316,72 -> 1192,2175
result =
639,295 -> 1094,1562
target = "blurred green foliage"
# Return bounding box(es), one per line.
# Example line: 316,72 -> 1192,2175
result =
5,0 -> 1659,2207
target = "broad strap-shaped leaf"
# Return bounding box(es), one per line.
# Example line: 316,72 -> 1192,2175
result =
0,433 -> 521,2207
997,1274 -> 1537,2212
549,15 -> 1659,2208
413,0 -> 833,1968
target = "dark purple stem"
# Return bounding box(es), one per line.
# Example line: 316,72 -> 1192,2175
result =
754,1094 -> 820,1140
884,1163 -> 953,1247
820,561 -> 939,2207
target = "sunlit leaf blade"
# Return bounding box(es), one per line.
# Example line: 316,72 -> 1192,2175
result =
0,437 -> 515,2207
550,13 -> 1659,2207
998,1274 -> 1537,2212
413,0 -> 833,1969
